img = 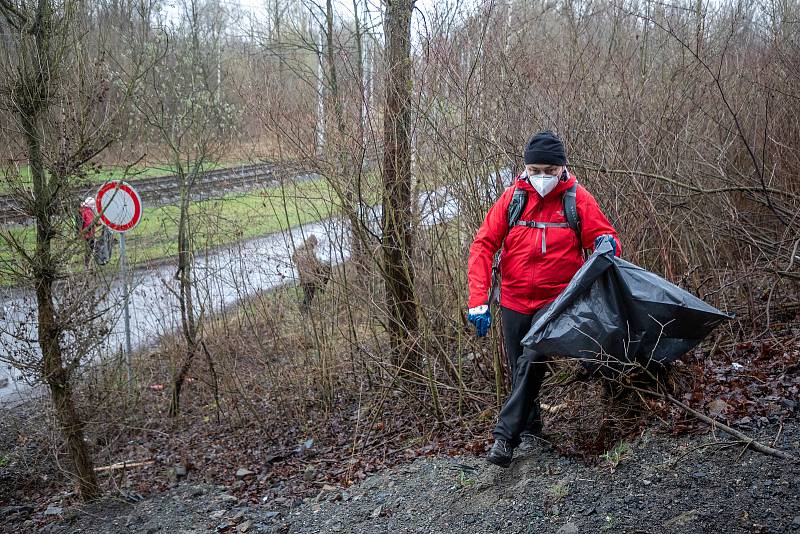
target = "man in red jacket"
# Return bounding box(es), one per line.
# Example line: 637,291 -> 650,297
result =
466,131 -> 620,467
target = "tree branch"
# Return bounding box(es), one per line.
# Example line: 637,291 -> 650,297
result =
0,0 -> 28,29
631,384 -> 799,463
570,161 -> 799,202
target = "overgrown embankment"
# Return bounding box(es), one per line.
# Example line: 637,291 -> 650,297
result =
1,271 -> 797,532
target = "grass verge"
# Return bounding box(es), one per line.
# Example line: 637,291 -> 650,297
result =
0,178 -> 339,284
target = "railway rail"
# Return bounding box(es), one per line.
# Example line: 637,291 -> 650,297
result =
0,162 -> 314,225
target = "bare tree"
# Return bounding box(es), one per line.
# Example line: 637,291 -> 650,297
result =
0,0 -> 147,500
132,0 -> 235,416
381,0 -> 418,372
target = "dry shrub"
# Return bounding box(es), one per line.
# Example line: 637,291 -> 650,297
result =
538,357 -> 693,459
0,395 -> 78,502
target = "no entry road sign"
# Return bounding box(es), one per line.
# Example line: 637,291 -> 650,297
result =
96,181 -> 142,233
94,180 -> 143,384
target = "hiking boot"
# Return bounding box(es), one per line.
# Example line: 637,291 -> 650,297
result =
487,439 -> 514,468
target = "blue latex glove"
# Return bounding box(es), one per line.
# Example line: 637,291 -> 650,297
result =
594,234 -> 618,256
468,305 -> 491,337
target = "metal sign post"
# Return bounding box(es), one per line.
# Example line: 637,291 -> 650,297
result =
119,232 -> 132,382
96,181 -> 142,384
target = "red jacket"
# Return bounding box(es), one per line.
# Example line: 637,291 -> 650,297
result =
468,173 -> 620,314
79,206 -> 95,238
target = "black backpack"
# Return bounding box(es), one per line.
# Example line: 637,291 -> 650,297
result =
488,179 -> 582,305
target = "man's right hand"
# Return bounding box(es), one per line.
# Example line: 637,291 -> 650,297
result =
467,305 -> 491,337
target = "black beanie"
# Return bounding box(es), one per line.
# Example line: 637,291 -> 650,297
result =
523,130 -> 567,165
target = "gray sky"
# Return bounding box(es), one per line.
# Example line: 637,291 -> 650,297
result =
167,0 -> 478,35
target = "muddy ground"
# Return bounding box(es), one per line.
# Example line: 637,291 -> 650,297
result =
13,415 -> 799,534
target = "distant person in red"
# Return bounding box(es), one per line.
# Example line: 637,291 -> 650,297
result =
466,131 -> 621,467
77,196 -> 97,267
78,196 -> 114,266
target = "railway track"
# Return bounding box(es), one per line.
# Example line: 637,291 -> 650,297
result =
0,162 -> 315,225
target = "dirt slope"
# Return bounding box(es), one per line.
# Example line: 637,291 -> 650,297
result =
35,418 -> 800,534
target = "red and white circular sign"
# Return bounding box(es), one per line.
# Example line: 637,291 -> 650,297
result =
95,181 -> 142,233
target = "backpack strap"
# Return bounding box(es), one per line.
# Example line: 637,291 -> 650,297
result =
513,220 -> 571,254
563,181 -> 581,238
506,186 -> 528,227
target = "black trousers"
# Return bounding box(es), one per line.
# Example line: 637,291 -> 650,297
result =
494,306 -> 549,447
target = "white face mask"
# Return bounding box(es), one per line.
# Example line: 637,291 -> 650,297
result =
527,172 -> 559,197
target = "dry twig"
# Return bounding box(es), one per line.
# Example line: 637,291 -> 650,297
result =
631,385 -> 798,463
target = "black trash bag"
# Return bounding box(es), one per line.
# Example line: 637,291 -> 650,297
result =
522,240 -> 732,374
93,226 -> 114,266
